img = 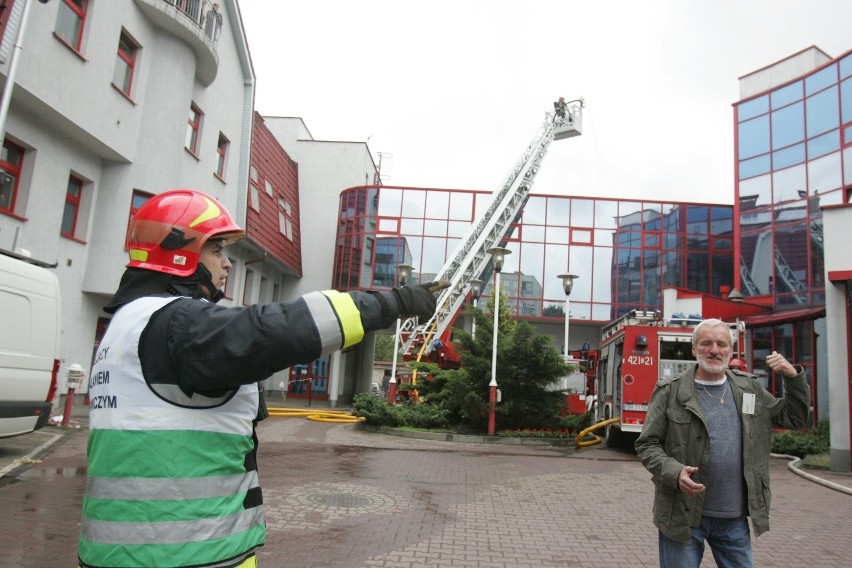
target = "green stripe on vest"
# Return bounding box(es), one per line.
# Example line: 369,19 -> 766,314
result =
87,429 -> 254,478
79,524 -> 265,568
83,492 -> 249,522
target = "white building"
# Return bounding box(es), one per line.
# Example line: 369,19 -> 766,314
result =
0,0 -> 255,385
822,203 -> 852,472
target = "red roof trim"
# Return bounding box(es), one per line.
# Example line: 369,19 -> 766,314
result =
740,306 -> 825,326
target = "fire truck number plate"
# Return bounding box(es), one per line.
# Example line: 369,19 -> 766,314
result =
626,355 -> 653,365
623,404 -> 649,411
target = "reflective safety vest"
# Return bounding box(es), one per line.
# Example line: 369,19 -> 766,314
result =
79,296 -> 264,568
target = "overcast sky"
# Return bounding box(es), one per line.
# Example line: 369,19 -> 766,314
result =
238,1 -> 852,205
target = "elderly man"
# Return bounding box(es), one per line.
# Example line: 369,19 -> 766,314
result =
635,318 -> 810,568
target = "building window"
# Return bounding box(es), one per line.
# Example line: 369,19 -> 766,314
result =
216,133 -> 229,178
364,237 -> 374,265
112,31 -> 138,97
55,0 -> 87,51
126,190 -> 153,246
249,182 -> 260,212
186,103 -> 203,155
243,268 -> 256,305
264,179 -> 274,197
223,257 -> 236,299
0,140 -> 24,215
278,198 -> 293,240
61,176 -> 83,238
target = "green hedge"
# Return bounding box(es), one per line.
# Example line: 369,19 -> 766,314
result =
771,420 -> 829,458
352,393 -> 449,429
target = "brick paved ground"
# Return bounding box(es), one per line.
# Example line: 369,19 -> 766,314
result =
1,414 -> 850,567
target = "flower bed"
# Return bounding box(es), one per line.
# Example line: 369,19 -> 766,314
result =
498,428 -> 576,439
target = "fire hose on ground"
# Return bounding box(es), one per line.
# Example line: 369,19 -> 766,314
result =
266,407 -> 365,424
573,420 -> 852,495
575,417 -> 620,448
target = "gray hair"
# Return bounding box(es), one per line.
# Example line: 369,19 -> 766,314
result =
692,318 -> 735,347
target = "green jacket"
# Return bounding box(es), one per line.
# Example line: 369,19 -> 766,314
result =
634,365 -> 810,542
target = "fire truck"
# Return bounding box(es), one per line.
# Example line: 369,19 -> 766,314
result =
592,310 -> 742,447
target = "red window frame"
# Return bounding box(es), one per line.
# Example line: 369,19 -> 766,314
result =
56,0 -> 88,51
842,122 -> 852,147
0,1 -> 14,36
60,175 -> 83,238
186,103 -> 203,155
0,140 -> 25,215
216,134 -> 229,178
113,31 -> 138,96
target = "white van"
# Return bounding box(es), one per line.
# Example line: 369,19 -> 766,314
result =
0,250 -> 61,438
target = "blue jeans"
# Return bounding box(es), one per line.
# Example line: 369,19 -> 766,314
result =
659,516 -> 753,568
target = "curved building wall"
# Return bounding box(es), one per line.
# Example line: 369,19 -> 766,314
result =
0,0 -> 254,396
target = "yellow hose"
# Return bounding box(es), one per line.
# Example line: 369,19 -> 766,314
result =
267,407 -> 364,423
306,413 -> 365,423
411,320 -> 439,386
575,417 -> 620,448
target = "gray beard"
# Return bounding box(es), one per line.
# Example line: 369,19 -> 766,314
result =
697,356 -> 729,376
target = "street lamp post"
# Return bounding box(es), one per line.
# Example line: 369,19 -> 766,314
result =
557,273 -> 579,360
388,263 -> 413,404
469,278 -> 483,340
486,247 -> 511,436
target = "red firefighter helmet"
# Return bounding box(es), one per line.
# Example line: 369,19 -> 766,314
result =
127,189 -> 244,276
728,358 -> 747,372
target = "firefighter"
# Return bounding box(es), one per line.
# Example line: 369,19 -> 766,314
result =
635,318 -> 809,568
554,96 -> 567,118
78,189 -> 444,568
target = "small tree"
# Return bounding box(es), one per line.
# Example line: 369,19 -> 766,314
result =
416,291 -> 573,433
373,333 -> 395,363
543,304 -> 565,318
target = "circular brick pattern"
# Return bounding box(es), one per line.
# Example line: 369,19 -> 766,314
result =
308,492 -> 373,509
263,482 -> 406,531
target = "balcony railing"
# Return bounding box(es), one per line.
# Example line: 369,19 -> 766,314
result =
136,0 -> 221,84
163,0 -> 223,42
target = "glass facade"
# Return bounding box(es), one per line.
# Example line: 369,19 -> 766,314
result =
735,50 -> 852,308
333,186 -> 734,323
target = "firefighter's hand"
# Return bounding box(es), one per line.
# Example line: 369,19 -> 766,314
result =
392,281 -> 449,320
678,466 -> 705,498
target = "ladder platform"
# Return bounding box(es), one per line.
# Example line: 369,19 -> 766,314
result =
554,117 -> 582,140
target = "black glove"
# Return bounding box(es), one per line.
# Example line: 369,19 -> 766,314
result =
392,282 -> 441,319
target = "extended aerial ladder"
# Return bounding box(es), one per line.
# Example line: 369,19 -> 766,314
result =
399,99 -> 585,364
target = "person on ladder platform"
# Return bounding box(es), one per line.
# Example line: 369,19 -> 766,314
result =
554,96 -> 567,118
77,188 -> 447,568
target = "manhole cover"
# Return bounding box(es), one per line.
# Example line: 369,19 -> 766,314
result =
263,483 -> 409,531
311,492 -> 372,508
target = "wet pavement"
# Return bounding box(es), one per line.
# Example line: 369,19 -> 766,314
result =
1,402 -> 851,567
